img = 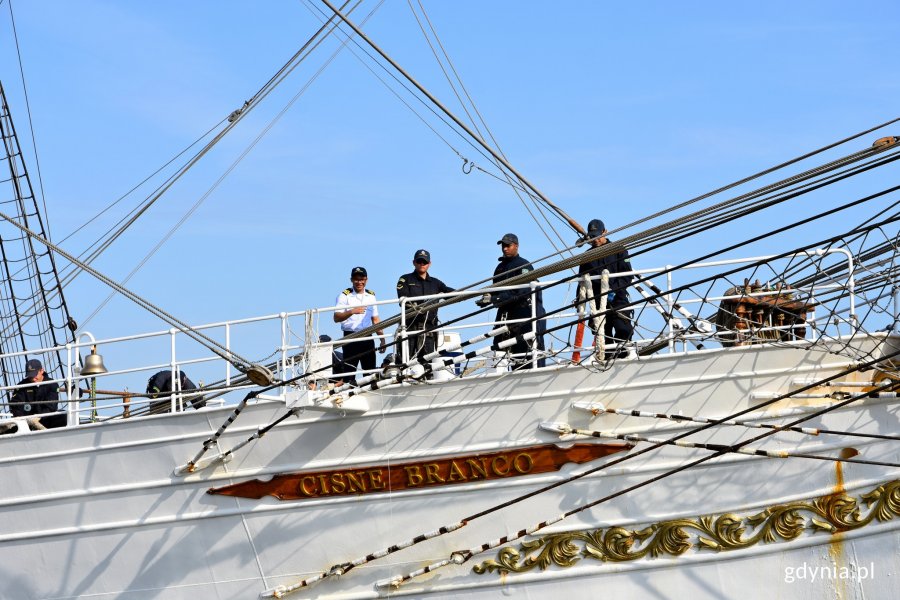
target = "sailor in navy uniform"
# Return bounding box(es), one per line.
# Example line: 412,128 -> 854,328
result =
578,219 -> 635,358
479,233 -> 546,368
396,249 -> 454,360
10,358 -> 66,429
334,266 -> 385,380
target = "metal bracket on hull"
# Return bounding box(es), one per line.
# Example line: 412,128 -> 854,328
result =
572,400 -> 606,415
173,452 -> 232,476
284,388 -> 369,414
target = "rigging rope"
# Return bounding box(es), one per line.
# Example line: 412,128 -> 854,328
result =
407,0 -> 572,253
0,209 -> 258,370
188,210 -> 900,477
377,375 -> 900,589
319,0 -> 588,236
0,0 -> 366,337
6,0 -> 49,239
271,356 -> 900,596
337,143 -> 900,345
608,119 -> 900,238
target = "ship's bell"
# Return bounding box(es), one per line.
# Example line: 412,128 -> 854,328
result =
81,346 -> 109,376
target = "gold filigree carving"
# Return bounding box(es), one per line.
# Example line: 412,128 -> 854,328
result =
474,480 -> 900,575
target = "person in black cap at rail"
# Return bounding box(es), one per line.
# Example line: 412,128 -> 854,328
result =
579,219 -> 635,359
477,233 -> 546,368
9,358 -> 66,429
396,249 -> 454,360
333,266 -> 386,381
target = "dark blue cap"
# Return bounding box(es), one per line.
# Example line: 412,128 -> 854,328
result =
25,358 -> 42,378
497,233 -> 519,245
414,249 -> 431,263
351,266 -> 367,278
587,219 -> 606,235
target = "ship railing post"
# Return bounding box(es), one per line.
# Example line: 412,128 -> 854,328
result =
598,270 -> 609,359
576,274 -> 590,360
530,281 -> 538,369
65,342 -> 75,426
667,267 -> 675,353
170,329 -> 179,413
280,312 -> 288,402
224,323 -> 232,388
400,298 -> 409,365
808,291 -> 818,341
893,285 -> 899,332
846,251 -> 857,329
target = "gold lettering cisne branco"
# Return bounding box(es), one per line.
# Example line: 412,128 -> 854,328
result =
405,452 -> 533,487
292,452 -> 536,497
210,443 -> 626,502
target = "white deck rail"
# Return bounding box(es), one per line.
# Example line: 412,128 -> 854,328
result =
0,248 -> 873,430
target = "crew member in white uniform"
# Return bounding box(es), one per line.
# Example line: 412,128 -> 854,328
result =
333,266 -> 386,380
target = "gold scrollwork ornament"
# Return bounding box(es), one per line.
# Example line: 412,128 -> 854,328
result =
474,480 -> 900,575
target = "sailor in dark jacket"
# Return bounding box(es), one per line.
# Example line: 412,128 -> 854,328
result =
578,219 -> 635,358
146,370 -> 205,414
9,358 -> 65,429
479,233 -> 546,368
396,249 -> 454,360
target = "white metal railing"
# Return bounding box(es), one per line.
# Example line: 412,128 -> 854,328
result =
0,247 -> 876,431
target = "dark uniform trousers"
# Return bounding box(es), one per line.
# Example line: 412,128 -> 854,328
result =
491,255 -> 546,369
338,335 -> 376,377
604,300 -> 634,357
396,271 -> 454,364
494,305 -> 546,368
578,241 -> 635,358
406,320 -> 437,361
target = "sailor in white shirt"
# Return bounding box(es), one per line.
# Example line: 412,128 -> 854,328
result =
333,266 -> 386,379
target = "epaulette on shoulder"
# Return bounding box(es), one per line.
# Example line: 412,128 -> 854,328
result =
342,288 -> 352,295
366,289 -> 375,296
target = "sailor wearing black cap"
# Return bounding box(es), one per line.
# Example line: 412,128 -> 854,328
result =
396,249 -> 455,359
334,266 -> 385,379
579,219 -> 635,357
9,358 -> 65,428
482,233 -> 546,368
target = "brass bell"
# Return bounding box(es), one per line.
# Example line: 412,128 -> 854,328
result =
81,346 -> 108,376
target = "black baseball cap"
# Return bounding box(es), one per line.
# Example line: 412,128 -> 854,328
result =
25,358 -> 42,379
497,233 -> 519,245
587,219 -> 606,235
350,266 -> 367,278
414,249 -> 431,263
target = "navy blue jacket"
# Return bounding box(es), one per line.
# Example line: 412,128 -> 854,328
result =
10,377 -> 59,417
146,371 -> 205,410
396,271 -> 454,328
492,255 -> 544,315
578,242 -> 633,306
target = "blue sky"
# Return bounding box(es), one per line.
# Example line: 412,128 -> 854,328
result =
0,1 -> 897,360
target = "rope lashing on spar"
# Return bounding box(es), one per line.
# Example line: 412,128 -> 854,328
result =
540,422 -> 900,468
572,402 -> 900,442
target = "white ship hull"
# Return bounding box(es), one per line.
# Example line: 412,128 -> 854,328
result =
1,335 -> 897,599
